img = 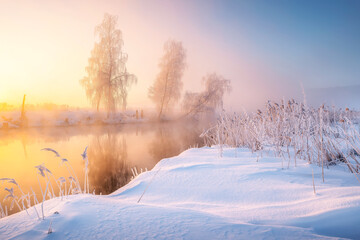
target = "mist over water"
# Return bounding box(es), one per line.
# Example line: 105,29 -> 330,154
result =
0,121 -> 207,214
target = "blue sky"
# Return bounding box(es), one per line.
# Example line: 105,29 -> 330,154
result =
183,0 -> 360,87
134,0 -> 360,107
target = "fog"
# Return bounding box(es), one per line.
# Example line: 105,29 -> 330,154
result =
0,121 -> 206,214
1,0 -> 359,111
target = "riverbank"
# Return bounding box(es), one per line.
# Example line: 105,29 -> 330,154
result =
1,147 -> 360,239
0,109 -> 148,130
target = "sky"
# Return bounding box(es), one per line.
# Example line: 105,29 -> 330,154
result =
0,0 -> 359,110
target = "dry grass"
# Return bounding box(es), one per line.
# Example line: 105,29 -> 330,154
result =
201,100 -> 360,182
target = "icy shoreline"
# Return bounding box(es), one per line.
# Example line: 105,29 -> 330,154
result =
0,110 -> 148,129
1,147 -> 360,239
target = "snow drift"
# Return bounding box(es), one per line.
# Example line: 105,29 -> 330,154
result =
0,147 -> 360,239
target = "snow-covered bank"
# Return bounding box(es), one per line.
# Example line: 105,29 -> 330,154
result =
0,110 -> 147,129
1,147 -> 360,239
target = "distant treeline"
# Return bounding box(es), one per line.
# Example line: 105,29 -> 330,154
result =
0,102 -> 72,112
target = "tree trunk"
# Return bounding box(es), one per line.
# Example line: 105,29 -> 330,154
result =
96,98 -> 100,112
20,94 -> 27,127
158,71 -> 170,120
107,85 -> 111,118
122,98 -> 126,111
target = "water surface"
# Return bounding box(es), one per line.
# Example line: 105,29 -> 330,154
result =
0,121 -> 205,215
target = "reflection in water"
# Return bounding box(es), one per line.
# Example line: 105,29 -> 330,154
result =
87,121 -> 207,194
149,126 -> 181,161
0,120 -> 210,215
88,134 -> 131,194
149,121 -> 204,160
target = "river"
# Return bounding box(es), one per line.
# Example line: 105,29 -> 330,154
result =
0,121 -> 206,215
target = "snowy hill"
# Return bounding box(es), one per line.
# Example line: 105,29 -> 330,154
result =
0,147 -> 360,239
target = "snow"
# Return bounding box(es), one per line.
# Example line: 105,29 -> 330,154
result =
1,147 -> 360,239
0,110 -> 147,129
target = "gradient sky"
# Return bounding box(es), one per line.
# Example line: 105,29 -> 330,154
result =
0,0 -> 359,110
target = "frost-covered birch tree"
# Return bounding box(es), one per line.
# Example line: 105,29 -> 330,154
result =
148,40 -> 186,119
80,13 -> 137,116
182,73 -> 231,118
